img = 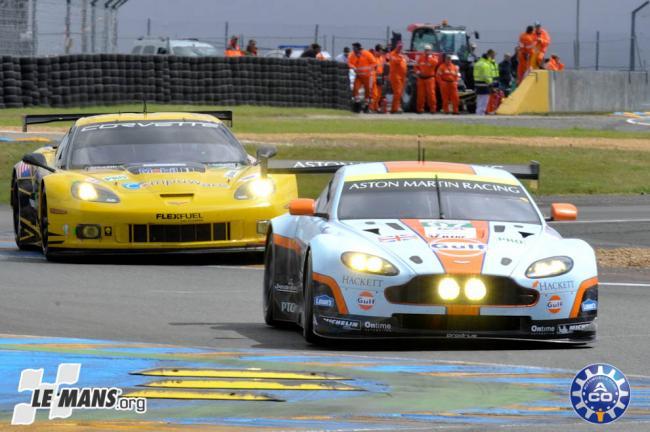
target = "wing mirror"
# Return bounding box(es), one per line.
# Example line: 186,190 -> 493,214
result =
22,153 -> 56,173
548,203 -> 578,221
256,145 -> 278,178
289,198 -> 316,216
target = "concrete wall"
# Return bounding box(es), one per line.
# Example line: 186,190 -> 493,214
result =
550,71 -> 650,113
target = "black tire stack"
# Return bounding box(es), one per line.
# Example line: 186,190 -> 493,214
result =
0,54 -> 352,110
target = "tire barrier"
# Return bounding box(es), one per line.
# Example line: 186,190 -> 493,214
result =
0,54 -> 352,110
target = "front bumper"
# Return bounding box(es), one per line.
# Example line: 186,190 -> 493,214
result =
314,312 -> 597,343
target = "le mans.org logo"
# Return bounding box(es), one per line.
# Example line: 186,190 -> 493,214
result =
12,363 -> 146,425
570,363 -> 631,424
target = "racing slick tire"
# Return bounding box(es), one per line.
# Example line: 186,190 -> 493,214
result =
263,233 -> 282,326
39,188 -> 60,262
11,177 -> 34,251
302,251 -> 321,344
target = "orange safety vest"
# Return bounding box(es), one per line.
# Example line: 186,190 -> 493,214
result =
225,45 -> 243,57
536,28 -> 551,52
415,53 -> 438,78
387,49 -> 408,76
348,50 -> 377,76
519,32 -> 536,55
437,62 -> 460,82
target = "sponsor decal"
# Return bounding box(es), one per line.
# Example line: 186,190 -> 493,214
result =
280,302 -> 297,313
530,324 -> 555,333
314,295 -> 334,308
130,166 -> 203,174
345,179 -> 523,196
11,363 -> 146,426
532,280 -> 575,292
581,299 -> 598,312
341,275 -> 383,288
378,234 -> 417,243
558,322 -> 593,334
292,161 -> 358,168
321,316 -> 361,330
18,162 -> 32,178
546,295 -> 562,314
141,179 -> 228,189
430,238 -> 487,258
422,221 -> 477,239
80,121 -> 220,132
84,177 -> 101,184
224,169 -> 240,179
155,213 -> 202,221
496,236 -> 524,245
446,333 -> 478,339
274,283 -> 298,293
103,175 -> 128,182
357,291 -> 375,311
122,182 -> 141,190
363,321 -> 392,332
570,364 -> 630,424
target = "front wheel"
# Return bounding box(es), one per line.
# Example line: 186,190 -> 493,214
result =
301,252 -> 320,344
12,179 -> 31,250
39,189 -> 58,261
263,234 -> 281,326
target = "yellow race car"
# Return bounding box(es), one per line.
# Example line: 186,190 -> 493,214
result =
11,110 -> 297,260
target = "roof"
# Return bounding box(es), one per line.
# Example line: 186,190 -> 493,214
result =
341,161 -> 518,184
74,112 -> 223,127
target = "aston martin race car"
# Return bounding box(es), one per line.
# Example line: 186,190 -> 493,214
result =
11,111 -> 297,259
263,160 -> 598,343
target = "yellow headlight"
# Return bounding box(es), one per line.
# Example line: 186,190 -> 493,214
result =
341,252 -> 399,276
77,182 -> 99,201
438,277 -> 460,301
464,278 -> 487,301
249,179 -> 274,198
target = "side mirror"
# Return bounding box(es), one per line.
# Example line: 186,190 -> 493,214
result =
549,203 -> 577,221
289,198 -> 315,216
256,145 -> 278,178
22,153 -> 55,173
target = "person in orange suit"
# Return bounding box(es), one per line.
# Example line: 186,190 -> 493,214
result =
415,44 -> 439,114
436,54 -> 460,114
370,44 -> 387,112
545,54 -> 565,71
532,21 -> 551,69
225,36 -> 243,57
387,41 -> 408,113
517,26 -> 536,84
348,42 -> 377,110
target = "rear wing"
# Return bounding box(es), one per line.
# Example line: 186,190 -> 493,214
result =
22,110 -> 233,132
268,160 -> 540,181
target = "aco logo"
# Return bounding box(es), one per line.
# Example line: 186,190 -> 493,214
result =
429,238 -> 487,258
570,363 -> 631,424
547,295 -> 562,314
357,291 -> 375,311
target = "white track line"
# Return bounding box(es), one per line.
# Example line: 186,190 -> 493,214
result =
550,218 -> 650,224
601,282 -> 650,287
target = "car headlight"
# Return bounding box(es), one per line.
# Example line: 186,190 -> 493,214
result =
71,182 -> 120,203
341,252 -> 399,276
234,179 -> 275,200
526,256 -> 573,278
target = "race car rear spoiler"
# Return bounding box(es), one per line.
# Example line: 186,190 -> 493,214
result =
22,110 -> 233,131
267,160 -> 540,180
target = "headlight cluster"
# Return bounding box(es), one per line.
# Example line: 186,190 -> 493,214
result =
71,182 -> 120,203
438,277 -> 487,301
234,179 -> 275,200
526,256 -> 573,278
341,252 -> 399,276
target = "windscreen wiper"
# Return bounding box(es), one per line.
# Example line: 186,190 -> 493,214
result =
435,175 -> 445,220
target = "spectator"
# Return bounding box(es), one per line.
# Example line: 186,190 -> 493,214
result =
499,54 -> 513,95
517,25 -> 535,84
545,54 -> 565,71
245,39 -> 258,56
387,41 -> 408,113
474,53 -> 492,115
300,43 -> 321,58
284,48 -> 293,58
348,42 -> 377,110
224,36 -> 243,57
335,46 -> 350,63
415,43 -> 439,114
437,54 -> 461,114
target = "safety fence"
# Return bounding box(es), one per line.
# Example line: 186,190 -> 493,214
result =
0,54 -> 351,109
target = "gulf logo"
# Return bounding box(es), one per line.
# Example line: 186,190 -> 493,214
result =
430,238 -> 487,258
547,295 -> 562,314
357,291 -> 375,311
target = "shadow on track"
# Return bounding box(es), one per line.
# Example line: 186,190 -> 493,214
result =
169,321 -> 592,352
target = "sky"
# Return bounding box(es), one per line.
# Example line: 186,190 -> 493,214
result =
37,0 -> 650,69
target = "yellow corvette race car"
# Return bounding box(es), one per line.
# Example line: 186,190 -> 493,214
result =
11,110 -> 297,260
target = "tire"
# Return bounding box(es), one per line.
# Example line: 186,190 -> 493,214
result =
262,233 -> 281,326
39,188 -> 58,261
11,178 -> 33,251
301,251 -> 321,344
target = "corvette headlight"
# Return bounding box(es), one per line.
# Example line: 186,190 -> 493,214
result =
341,252 -> 398,276
234,179 -> 275,200
526,256 -> 573,278
71,182 -> 120,203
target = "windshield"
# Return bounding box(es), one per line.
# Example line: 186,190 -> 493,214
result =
337,177 -> 540,224
411,28 -> 439,52
172,45 -> 218,57
411,28 -> 468,54
68,121 -> 249,169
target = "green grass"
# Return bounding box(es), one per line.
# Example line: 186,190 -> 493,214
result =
1,104 -> 649,139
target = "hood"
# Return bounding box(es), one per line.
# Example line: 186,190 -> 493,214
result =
341,219 -> 545,277
75,163 -> 257,201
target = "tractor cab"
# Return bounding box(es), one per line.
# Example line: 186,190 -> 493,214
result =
407,22 -> 476,62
